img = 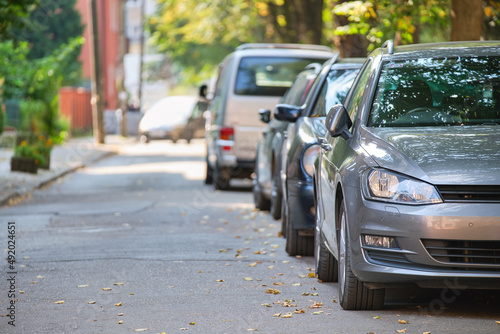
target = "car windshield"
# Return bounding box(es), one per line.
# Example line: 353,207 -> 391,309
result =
368,56 -> 500,127
234,57 -> 326,97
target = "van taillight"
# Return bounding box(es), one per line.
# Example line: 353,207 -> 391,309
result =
220,127 -> 234,151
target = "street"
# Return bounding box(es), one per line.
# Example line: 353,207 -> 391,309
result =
1,139 -> 499,334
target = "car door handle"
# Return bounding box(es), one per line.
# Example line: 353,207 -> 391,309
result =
321,143 -> 332,151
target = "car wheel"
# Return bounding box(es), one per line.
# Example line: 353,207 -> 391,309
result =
285,201 -> 314,256
314,227 -> 338,282
270,163 -> 282,220
214,165 -> 231,190
338,198 -> 385,310
205,155 -> 213,185
253,179 -> 270,210
280,197 -> 287,238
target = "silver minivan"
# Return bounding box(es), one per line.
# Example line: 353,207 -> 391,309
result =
202,43 -> 334,190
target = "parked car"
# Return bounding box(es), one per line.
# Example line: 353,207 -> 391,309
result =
314,40 -> 500,310
201,43 -> 334,190
138,95 -> 206,144
253,63 -> 322,219
279,56 -> 363,256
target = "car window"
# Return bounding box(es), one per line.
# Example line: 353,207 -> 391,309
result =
344,60 -> 373,122
368,56 -> 500,127
309,68 -> 360,117
234,57 -> 327,97
281,69 -> 318,106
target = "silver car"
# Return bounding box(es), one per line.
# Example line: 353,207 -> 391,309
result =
314,41 -> 500,310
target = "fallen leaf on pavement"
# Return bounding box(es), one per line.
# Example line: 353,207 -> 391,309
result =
398,319 -> 408,324
133,329 -> 147,332
102,288 -> 112,291
243,277 -> 253,281
114,282 -> 124,286
373,316 -> 381,319
308,302 -> 322,308
265,288 -> 281,294
307,273 -> 315,278
396,329 -> 407,333
189,322 -> 195,325
273,313 -> 281,317
77,285 -> 89,288
114,302 -> 122,306
88,301 -> 96,304
294,309 -> 305,314
215,279 -> 224,282
281,313 -> 292,318
312,311 -> 324,315
54,300 -> 64,304
118,320 -> 123,324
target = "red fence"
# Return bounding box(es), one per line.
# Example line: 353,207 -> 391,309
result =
59,87 -> 93,133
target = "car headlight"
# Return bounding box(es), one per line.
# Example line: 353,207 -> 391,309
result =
363,169 -> 442,205
301,145 -> 320,177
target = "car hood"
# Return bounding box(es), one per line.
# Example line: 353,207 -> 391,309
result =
359,126 -> 500,185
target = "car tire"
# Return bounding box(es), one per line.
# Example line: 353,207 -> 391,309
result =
140,134 -> 150,144
253,181 -> 270,210
285,200 -> 314,256
338,198 -> 385,310
205,155 -> 213,185
214,165 -> 231,190
280,197 -> 287,238
314,228 -> 338,282
270,163 -> 282,220
253,148 -> 270,210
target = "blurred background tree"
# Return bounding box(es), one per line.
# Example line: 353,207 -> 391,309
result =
150,0 -> 499,87
0,0 -> 39,39
6,0 -> 85,87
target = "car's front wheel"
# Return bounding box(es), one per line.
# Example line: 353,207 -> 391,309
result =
270,163 -> 282,220
314,198 -> 338,282
285,200 -> 313,256
338,198 -> 385,310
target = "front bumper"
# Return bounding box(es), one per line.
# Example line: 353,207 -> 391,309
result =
344,186 -> 500,289
287,178 -> 315,230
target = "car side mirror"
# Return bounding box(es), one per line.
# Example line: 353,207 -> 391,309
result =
199,84 -> 208,98
259,109 -> 271,123
274,104 -> 302,123
325,104 -> 352,140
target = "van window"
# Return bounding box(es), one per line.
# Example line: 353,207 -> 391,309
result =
234,57 -> 325,97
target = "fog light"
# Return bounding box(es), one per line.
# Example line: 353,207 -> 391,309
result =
363,235 -> 398,248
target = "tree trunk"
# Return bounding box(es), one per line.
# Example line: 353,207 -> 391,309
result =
332,0 -> 368,58
266,0 -> 323,44
451,0 -> 482,41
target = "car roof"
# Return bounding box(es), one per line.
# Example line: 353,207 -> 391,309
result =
229,43 -> 335,59
236,43 -> 333,53
379,40 -> 500,61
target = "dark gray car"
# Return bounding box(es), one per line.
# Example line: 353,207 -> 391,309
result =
314,41 -> 500,310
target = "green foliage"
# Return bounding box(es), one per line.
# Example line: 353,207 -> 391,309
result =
332,0 -> 450,51
149,0 -> 261,85
0,0 -> 39,39
14,139 -> 47,167
0,37 -> 80,144
7,0 -> 84,87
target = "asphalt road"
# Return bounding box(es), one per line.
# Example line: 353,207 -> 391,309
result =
1,139 -> 499,334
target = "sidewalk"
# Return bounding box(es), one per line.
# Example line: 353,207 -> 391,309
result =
0,135 -> 136,207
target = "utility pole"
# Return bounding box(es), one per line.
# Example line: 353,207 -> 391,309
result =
137,0 -> 145,112
88,0 -> 105,144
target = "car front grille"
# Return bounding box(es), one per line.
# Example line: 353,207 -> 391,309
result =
437,185 -> 500,203
422,239 -> 500,266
